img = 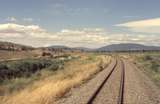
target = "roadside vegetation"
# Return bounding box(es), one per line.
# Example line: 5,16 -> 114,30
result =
133,52 -> 160,87
0,58 -> 68,95
0,53 -> 111,104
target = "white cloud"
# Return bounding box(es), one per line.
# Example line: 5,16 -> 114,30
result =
0,23 -> 45,36
48,3 -> 108,16
23,18 -> 33,22
6,17 -> 17,22
0,23 -> 60,41
116,18 -> 160,33
0,33 -> 22,38
0,23 -> 159,48
5,17 -> 35,23
122,16 -> 139,18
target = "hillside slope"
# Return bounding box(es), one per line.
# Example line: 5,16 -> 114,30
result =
97,43 -> 160,51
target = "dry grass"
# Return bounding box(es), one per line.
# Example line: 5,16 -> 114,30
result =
132,52 -> 160,87
0,53 -> 111,104
0,50 -> 40,61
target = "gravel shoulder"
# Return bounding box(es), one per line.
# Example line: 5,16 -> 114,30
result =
123,59 -> 160,104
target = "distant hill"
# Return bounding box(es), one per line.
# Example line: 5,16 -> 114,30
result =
72,47 -> 92,51
1,42 -> 159,52
0,41 -> 34,51
45,45 -> 72,51
97,43 -> 160,52
48,45 -> 71,49
46,45 -> 91,52
42,43 -> 160,52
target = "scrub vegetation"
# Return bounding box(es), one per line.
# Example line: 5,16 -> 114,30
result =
0,53 -> 111,104
133,52 -> 160,87
0,58 -> 67,95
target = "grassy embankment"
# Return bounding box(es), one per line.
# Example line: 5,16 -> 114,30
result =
133,52 -> 160,87
0,53 -> 111,104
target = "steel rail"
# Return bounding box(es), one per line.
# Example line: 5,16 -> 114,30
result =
87,59 -> 118,104
117,59 -> 125,104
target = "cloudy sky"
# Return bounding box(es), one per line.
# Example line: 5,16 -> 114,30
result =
0,0 -> 160,48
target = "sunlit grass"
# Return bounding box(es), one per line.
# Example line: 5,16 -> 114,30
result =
0,53 -> 111,104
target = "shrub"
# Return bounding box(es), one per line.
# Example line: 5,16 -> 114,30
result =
0,59 -> 63,82
98,59 -> 104,70
144,55 -> 153,60
151,61 -> 159,73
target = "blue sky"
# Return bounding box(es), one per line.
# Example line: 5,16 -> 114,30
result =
0,0 -> 160,48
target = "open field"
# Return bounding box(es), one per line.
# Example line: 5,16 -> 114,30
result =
0,53 -> 111,104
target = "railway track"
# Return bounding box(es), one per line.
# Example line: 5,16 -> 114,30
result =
87,59 -> 125,104
117,59 -> 125,104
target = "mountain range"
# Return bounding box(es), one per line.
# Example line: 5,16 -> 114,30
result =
0,41 -> 160,52
97,43 -> 160,52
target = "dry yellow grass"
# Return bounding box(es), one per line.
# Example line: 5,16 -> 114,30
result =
0,50 -> 40,61
1,54 -> 111,104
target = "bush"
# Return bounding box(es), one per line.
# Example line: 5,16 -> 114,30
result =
144,55 -> 153,60
98,59 -> 105,70
0,59 -> 63,82
151,61 -> 160,73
